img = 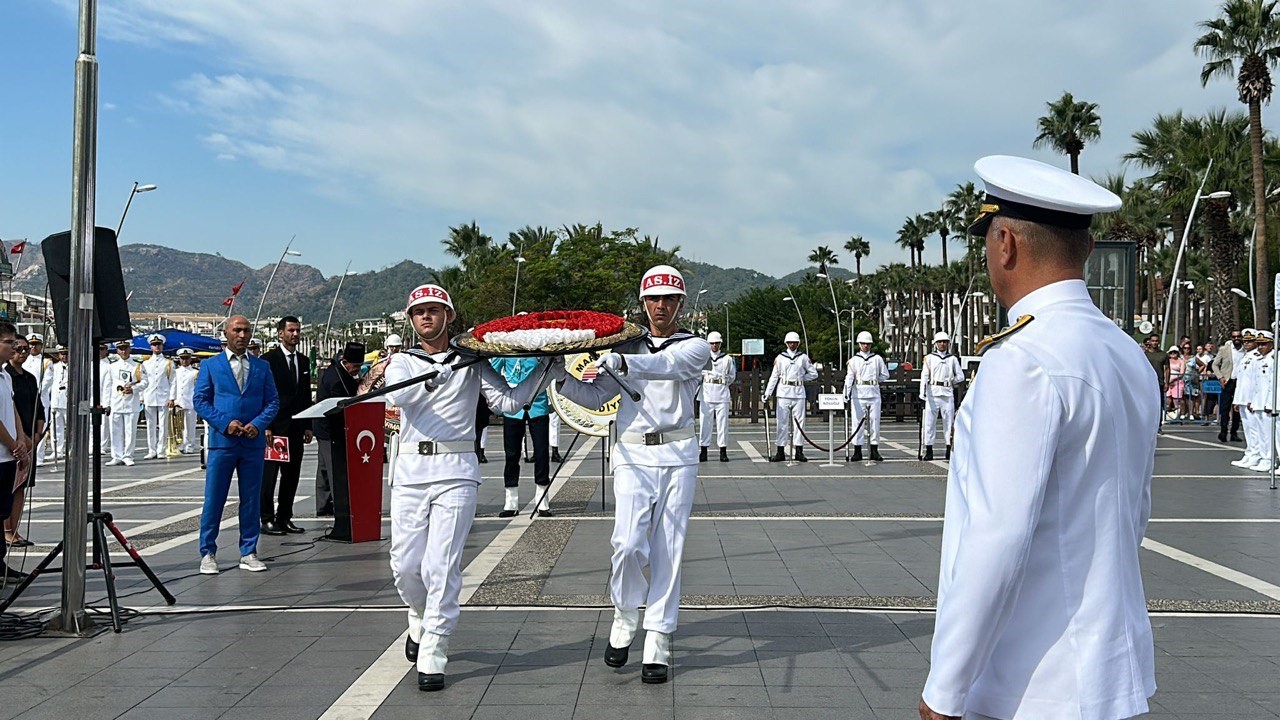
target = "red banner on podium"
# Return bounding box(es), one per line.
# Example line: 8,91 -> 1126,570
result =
342,401 -> 385,542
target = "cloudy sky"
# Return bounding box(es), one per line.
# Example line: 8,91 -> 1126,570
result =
0,0 -> 1255,278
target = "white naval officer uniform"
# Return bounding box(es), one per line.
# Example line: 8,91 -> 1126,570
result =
23,351 -> 52,462
43,360 -> 70,458
920,348 -> 963,452
763,349 -> 817,451
1247,341 -> 1275,471
171,360 -> 200,453
384,347 -> 541,677
843,350 -> 888,446
556,331 -> 712,651
140,351 -> 175,457
106,354 -> 147,464
1233,347 -> 1261,467
923,280 -> 1158,719
698,350 -> 736,452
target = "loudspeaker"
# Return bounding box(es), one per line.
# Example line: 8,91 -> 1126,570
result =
41,227 -> 133,346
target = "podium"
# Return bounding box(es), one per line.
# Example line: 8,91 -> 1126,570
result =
298,398 -> 385,542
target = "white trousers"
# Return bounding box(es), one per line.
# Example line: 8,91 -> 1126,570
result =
549,412 -> 561,448
850,394 -> 882,445
1241,407 -> 1260,459
110,410 -> 139,461
143,405 -> 169,456
389,479 -> 477,637
35,405 -> 50,460
611,463 -> 697,634
699,402 -> 730,448
774,397 -> 805,447
922,391 -> 955,447
178,406 -> 198,452
49,408 -> 68,456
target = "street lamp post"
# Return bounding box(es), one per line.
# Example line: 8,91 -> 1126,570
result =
116,181 -> 157,238
691,288 -> 708,333
723,302 -> 730,351
816,264 -> 843,372
1162,164 -> 1227,347
781,292 -> 810,357
253,236 -> 301,338
325,262 -> 355,356
511,248 -> 527,314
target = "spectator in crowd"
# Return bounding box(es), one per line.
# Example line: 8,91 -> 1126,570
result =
1165,346 -> 1187,417
4,336 -> 44,549
1214,331 -> 1244,442
0,321 -> 32,581
1199,342 -> 1219,419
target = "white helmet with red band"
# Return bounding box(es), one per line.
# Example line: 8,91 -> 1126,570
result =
405,284 -> 454,312
639,265 -> 687,298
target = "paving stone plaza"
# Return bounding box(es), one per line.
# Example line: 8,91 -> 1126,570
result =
1,419 -> 1278,719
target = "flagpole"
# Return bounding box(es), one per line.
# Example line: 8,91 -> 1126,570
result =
5,240 -> 26,310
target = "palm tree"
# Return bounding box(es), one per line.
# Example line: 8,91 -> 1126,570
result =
945,182 -> 985,281
1195,0 -> 1280,322
844,235 -> 870,276
1033,91 -> 1102,174
925,206 -> 959,266
442,221 -> 493,266
808,245 -> 839,275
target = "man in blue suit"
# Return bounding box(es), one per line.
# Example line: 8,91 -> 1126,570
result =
194,314 -> 279,574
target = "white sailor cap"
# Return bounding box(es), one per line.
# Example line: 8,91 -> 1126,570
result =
1258,330 -> 1275,342
1244,328 -> 1259,341
27,333 -> 43,343
176,348 -> 193,357
784,331 -> 801,343
385,333 -> 404,347
248,337 -> 262,348
114,339 -> 132,348
934,331 -> 951,343
54,345 -> 68,353
266,340 -> 281,350
405,284 -> 454,312
148,333 -> 166,345
968,155 -> 1122,236
706,331 -> 723,344
856,331 -> 873,344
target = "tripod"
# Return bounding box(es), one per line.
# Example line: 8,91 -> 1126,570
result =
0,353 -> 175,632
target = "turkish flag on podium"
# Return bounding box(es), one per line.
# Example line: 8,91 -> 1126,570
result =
328,401 -> 385,542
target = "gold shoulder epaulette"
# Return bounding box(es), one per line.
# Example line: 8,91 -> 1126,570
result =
975,314 -> 1034,355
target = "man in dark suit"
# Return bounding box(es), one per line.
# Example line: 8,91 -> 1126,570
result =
314,343 -> 364,516
194,314 -> 279,574
260,316 -> 313,535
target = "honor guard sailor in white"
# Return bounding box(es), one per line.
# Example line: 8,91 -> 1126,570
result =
171,348 -> 200,453
1231,330 -> 1261,469
698,331 -> 735,462
24,334 -> 52,464
44,346 -> 70,460
383,283 -> 550,693
1247,331 -> 1275,472
763,331 -> 817,462
919,331 -> 963,461
552,264 -> 712,685
107,340 -> 147,466
843,330 -> 888,461
920,156 -> 1158,720
140,333 -> 175,459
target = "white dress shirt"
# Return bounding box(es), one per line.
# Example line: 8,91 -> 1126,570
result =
700,352 -> 736,405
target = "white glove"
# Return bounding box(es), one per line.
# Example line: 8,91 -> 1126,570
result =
761,394 -> 770,405
424,362 -> 453,389
594,353 -> 625,375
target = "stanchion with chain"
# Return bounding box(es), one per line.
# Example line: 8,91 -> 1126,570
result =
817,393 -> 844,467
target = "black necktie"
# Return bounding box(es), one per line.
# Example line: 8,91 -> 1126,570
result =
288,353 -> 298,386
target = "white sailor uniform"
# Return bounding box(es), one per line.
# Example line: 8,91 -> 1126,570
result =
23,353 -> 52,462
44,361 -> 70,458
763,349 -> 817,450
698,350 -> 736,451
923,279 -> 1158,719
556,331 -> 711,655
1249,347 -> 1275,471
384,348 -> 541,676
920,350 -> 963,452
140,353 -> 174,457
1233,349 -> 1260,467
843,350 -> 888,446
107,357 -> 147,463
171,363 -> 200,453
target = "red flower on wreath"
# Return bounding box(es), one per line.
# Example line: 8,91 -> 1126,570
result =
475,310 -> 624,341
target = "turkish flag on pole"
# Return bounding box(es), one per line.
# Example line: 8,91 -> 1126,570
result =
9,241 -> 25,255
231,279 -> 245,296
221,297 -> 234,307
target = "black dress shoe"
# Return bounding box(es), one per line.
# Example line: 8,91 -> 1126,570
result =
477,450 -> 488,463
552,450 -> 564,463
537,508 -> 555,518
768,447 -> 785,462
604,644 -> 629,667
923,447 -> 934,461
281,521 -> 306,534
851,445 -> 863,461
498,509 -> 518,518
1219,430 -> 1228,442
1231,434 -> 1243,442
719,448 -> 729,462
405,635 -> 419,662
260,520 -> 285,536
794,447 -> 808,462
417,672 -> 444,691
699,446 -> 708,462
869,445 -> 884,462
641,663 -> 669,684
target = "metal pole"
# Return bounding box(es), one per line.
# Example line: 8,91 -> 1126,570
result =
511,247 -> 523,315
824,275 -> 842,373
56,0 -> 98,635
325,261 -> 352,342
252,234 -> 296,338
115,182 -> 138,237
1272,275 -> 1279,490
1162,161 -> 1213,348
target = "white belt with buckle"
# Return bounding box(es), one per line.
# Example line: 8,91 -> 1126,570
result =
930,381 -> 951,387
705,378 -> 726,384
855,381 -> 879,386
415,440 -> 475,456
782,380 -> 803,386
618,427 -> 696,446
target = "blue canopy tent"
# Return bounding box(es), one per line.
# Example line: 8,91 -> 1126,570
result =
128,328 -> 222,356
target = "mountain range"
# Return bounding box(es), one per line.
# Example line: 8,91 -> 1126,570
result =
8,242 -> 856,324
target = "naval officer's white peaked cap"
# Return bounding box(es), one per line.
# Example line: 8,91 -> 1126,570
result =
969,155 -> 1122,236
